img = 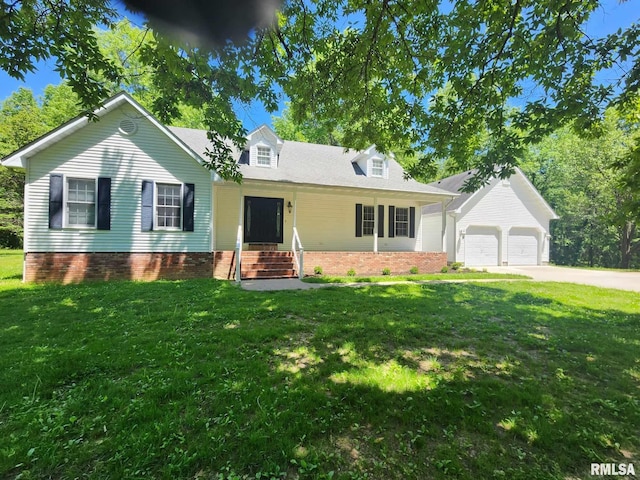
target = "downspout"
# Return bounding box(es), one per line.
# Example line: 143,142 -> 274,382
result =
450,212 -> 457,263
538,230 -> 544,266
23,159 -> 29,282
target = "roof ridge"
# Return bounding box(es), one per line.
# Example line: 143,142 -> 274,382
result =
428,169 -> 476,185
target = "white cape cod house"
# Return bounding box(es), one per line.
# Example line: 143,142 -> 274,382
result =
2,92 -> 457,283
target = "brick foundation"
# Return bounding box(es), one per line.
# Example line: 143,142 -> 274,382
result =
25,250 -> 447,283
25,252 -> 214,283
213,250 -> 446,279
302,251 -> 447,276
304,252 -> 447,276
213,250 -> 238,280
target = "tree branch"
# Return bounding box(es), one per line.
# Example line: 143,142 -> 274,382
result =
120,24 -> 151,67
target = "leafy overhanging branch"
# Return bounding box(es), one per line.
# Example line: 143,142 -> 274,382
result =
1,0 -> 639,191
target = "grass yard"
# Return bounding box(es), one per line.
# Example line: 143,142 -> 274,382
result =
302,271 -> 529,284
553,264 -> 640,273
0,253 -> 639,479
0,249 -> 22,281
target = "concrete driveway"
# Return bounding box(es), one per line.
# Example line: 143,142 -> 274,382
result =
484,265 -> 640,292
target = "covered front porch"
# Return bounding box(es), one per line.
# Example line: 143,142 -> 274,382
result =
212,181 -> 453,280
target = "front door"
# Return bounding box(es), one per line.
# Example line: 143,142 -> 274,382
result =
244,196 -> 284,244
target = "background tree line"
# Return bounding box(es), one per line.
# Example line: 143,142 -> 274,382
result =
0,84 -> 83,247
520,110 -> 640,269
271,103 -> 640,269
1,5 -> 638,268
0,19 -> 206,248
2,82 -> 639,268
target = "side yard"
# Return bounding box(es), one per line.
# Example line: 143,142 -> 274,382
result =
0,249 -> 21,280
0,252 -> 638,479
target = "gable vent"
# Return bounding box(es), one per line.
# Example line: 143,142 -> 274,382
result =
119,118 -> 138,135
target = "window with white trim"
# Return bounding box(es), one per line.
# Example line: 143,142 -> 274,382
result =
156,183 -> 182,229
256,146 -> 272,166
395,207 -> 409,237
362,205 -> 375,236
66,178 -> 96,227
371,158 -> 384,177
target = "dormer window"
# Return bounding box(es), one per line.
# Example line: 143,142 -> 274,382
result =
353,149 -> 390,179
371,158 -> 384,177
245,125 -> 283,169
256,146 -> 272,167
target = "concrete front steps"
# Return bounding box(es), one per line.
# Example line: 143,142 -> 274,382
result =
241,251 -> 297,279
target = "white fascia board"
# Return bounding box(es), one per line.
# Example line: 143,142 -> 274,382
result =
350,145 -> 378,164
2,115 -> 90,167
451,168 -> 559,220
246,124 -> 284,153
107,93 -> 205,168
452,177 -> 498,214
2,92 -> 205,170
513,167 -> 559,219
2,94 -> 138,167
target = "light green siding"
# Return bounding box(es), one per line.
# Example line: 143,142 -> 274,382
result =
25,105 -> 212,253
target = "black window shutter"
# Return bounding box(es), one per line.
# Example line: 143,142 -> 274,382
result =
141,180 -> 154,231
378,205 -> 384,238
355,203 -> 363,237
97,177 -> 111,230
183,183 -> 195,232
409,206 -> 416,238
49,174 -> 63,229
388,205 -> 395,238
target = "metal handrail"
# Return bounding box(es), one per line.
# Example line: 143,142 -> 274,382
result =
292,227 -> 304,279
235,224 -> 242,283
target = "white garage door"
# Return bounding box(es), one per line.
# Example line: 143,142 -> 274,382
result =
508,228 -> 539,265
465,226 -> 500,266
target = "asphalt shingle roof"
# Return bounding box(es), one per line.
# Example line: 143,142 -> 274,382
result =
422,170 -> 477,214
168,126 -> 454,197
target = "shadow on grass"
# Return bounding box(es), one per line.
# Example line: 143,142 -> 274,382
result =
1,273 -> 22,280
0,279 -> 638,479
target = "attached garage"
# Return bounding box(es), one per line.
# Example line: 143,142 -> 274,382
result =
508,228 -> 539,265
422,168 -> 558,266
465,226 -> 500,266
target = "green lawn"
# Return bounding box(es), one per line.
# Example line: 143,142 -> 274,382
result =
552,264 -> 640,273
0,249 -> 22,281
1,253 -> 639,479
303,271 -> 529,284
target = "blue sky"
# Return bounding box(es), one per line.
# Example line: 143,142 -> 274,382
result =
0,0 -> 637,131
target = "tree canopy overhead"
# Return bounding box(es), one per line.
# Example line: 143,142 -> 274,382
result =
1,0 -> 639,189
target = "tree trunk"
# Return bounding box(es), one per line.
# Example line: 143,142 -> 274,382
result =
620,221 -> 637,269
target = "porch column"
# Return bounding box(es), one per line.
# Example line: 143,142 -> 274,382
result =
238,185 -> 243,225
235,186 -> 244,283
441,201 -> 447,252
238,186 -> 244,231
292,190 -> 298,228
441,202 -> 447,252
451,215 -> 457,261
373,196 -> 378,253
210,184 -> 215,252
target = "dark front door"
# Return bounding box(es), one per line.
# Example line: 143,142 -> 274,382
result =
244,196 -> 284,244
